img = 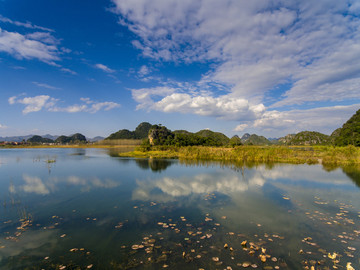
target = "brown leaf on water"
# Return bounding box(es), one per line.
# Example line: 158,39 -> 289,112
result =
259,254 -> 266,263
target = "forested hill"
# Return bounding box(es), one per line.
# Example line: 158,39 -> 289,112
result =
106,122 -> 152,140
282,131 -> 330,146
332,108 -> 360,146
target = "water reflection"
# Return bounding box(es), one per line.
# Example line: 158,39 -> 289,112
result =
68,148 -> 86,156
132,170 -> 263,202
135,158 -> 173,172
132,163 -> 359,203
1,149 -> 360,270
11,174 -> 120,195
342,165 -> 360,187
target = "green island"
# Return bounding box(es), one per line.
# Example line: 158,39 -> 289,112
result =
2,109 -> 360,166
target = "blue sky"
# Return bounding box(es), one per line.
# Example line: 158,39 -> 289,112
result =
1,0 -> 360,138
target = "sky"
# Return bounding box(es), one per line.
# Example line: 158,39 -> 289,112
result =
0,0 -> 360,138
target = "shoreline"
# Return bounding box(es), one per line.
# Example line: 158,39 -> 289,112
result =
115,145 -> 360,166
1,144 -> 360,166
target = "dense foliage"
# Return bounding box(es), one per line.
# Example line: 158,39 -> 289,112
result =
195,130 -> 230,145
286,131 -> 330,145
242,134 -> 271,145
332,109 -> 360,147
106,122 -> 152,140
55,133 -> 87,144
229,135 -> 242,147
27,135 -> 54,144
146,125 -> 230,147
148,125 -> 175,145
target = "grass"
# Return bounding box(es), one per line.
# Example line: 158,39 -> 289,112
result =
2,142 -> 360,166
116,145 -> 360,166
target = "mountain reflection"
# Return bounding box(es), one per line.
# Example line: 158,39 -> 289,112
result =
132,163 -> 360,202
341,165 -> 360,188
134,158 -> 173,172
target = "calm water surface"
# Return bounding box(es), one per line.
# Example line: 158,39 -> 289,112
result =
0,148 -> 359,269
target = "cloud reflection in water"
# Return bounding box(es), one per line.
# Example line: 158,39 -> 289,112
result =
132,170 -> 265,202
17,174 -> 120,195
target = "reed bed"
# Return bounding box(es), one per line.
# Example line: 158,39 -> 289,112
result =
118,145 -> 360,165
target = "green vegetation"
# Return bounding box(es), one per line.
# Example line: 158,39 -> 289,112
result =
118,145 -> 360,165
55,133 -> 87,144
146,125 -> 231,147
242,134 -> 271,145
106,122 -> 152,140
195,129 -> 230,145
27,135 -> 54,144
332,109 -> 360,146
95,139 -> 141,146
229,135 -> 242,147
285,131 -> 330,145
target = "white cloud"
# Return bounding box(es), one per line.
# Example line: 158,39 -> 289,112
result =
112,0 -> 360,131
234,124 -> 248,132
33,81 -> 60,90
250,104 -> 360,136
0,15 -> 54,32
50,104 -> 88,113
8,95 -> 57,114
88,101 -> 121,112
94,63 -> 115,73
132,86 -> 265,120
0,28 -> 60,64
9,95 -> 121,114
0,123 -> 7,129
138,65 -> 150,76
26,32 -> 59,45
60,67 -> 77,75
132,86 -> 176,110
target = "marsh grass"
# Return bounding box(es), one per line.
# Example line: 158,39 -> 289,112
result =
117,145 -> 360,165
3,143 -> 359,165
95,139 -> 142,146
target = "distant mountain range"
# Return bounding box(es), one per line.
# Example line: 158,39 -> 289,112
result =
1,108 -> 359,147
0,134 -> 104,142
241,133 -> 271,145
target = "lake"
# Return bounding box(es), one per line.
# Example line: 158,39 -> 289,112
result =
0,148 -> 359,269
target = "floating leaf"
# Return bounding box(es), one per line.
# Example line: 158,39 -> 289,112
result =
346,262 -> 355,270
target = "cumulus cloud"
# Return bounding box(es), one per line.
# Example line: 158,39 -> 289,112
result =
112,0 -> 360,129
234,124 -> 248,132
8,95 -> 57,114
132,85 -> 265,120
250,104 -> 360,136
0,123 -> 7,129
94,63 -> 115,73
9,95 -> 120,114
